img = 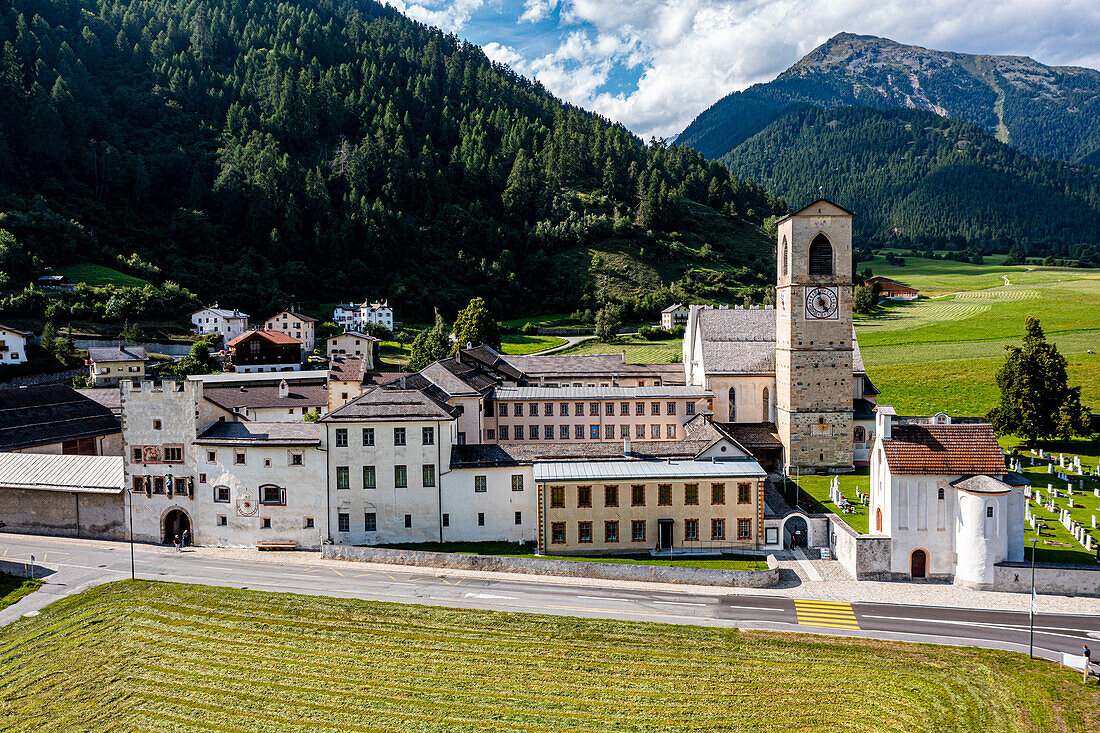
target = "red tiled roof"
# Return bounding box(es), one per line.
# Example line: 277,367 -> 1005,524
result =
226,329 -> 301,347
882,424 -> 1005,475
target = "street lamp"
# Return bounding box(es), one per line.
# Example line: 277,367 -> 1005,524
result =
1029,537 -> 1039,659
127,488 -> 135,581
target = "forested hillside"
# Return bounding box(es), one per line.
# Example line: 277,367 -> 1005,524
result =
0,0 -> 782,321
680,33 -> 1100,166
722,106 -> 1100,261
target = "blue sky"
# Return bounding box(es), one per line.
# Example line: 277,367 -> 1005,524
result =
382,0 -> 1100,140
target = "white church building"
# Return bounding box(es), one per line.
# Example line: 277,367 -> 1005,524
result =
869,406 -> 1026,587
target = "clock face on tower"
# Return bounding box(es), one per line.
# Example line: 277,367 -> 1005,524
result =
805,287 -> 839,320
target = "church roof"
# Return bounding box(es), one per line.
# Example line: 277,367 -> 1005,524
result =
950,475 -> 1014,494
882,423 -> 1005,476
776,198 -> 856,224
696,308 -> 866,375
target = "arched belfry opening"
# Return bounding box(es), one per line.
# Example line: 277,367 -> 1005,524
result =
808,234 -> 832,278
780,237 -> 788,278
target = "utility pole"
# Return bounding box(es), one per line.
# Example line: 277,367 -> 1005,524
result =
128,488 -> 136,581
1028,537 -> 1039,659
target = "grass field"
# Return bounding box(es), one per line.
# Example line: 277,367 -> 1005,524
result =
374,541 -> 768,570
1,581 -> 1097,732
862,253 -> 1088,295
49,262 -> 150,288
789,469 -> 872,535
558,335 -> 683,363
499,333 -> 568,355
0,572 -> 41,611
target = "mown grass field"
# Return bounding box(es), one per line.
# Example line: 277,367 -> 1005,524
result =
375,541 -> 768,570
49,261 -> 150,288
0,572 -> 41,611
499,333 -> 568,355
862,252 -> 1086,295
2,581 -> 1097,732
558,335 -> 683,363
791,469 -> 872,535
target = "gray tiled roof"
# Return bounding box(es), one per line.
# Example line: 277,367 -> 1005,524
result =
950,475 -> 1013,494
87,345 -> 147,362
323,388 -> 455,422
194,421 -> 321,445
450,435 -> 722,467
0,385 -> 121,450
420,361 -> 484,397
504,352 -> 660,376
203,383 -> 327,411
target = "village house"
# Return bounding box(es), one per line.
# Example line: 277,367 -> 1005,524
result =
191,306 -> 250,341
660,303 -> 690,331
86,345 -> 147,387
263,310 -> 318,354
866,276 -> 919,299
0,325 -> 31,365
869,406 -> 1025,586
226,330 -> 302,373
0,384 -> 122,455
327,359 -> 399,412
325,331 -> 379,367
333,300 -> 394,332
0,452 -> 126,540
202,378 -> 328,422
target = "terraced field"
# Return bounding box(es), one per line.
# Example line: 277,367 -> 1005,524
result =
1,581 -> 1097,732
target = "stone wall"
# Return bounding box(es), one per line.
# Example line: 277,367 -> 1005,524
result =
0,489 -> 126,540
989,562 -> 1100,597
322,545 -> 780,587
828,516 -> 892,580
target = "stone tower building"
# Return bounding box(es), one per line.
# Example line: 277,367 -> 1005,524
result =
775,199 -> 855,473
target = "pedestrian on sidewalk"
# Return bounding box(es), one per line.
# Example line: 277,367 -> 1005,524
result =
173,534 -> 181,552
181,529 -> 190,549
1084,645 -> 1092,683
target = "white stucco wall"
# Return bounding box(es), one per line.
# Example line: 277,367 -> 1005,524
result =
442,466 -> 537,543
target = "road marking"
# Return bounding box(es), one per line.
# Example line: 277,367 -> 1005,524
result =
576,595 -> 623,601
860,614 -> 1089,637
463,592 -> 519,600
546,604 -> 693,619
330,569 -> 344,577
653,601 -> 707,607
794,600 -> 859,630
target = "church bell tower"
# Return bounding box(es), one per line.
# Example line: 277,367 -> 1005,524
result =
775,199 -> 855,474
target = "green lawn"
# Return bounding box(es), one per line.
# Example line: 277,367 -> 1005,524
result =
557,335 -> 683,364
0,572 -> 42,611
787,469 -> 872,535
374,541 -> 767,570
862,253 -> 1087,295
499,333 -> 568,355
1,581 -> 1097,732
499,313 -> 585,329
49,262 -> 150,288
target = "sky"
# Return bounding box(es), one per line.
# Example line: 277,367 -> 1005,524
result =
380,0 -> 1100,140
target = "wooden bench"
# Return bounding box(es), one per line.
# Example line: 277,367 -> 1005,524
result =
256,540 -> 298,551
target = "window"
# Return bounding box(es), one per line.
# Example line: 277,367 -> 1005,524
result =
544,403 -> 553,416
217,515 -> 227,526
499,403 -> 508,417
404,514 -> 412,528
153,419 -> 162,430
738,518 -> 752,540
364,512 -> 377,532
214,486 -> 230,503
174,478 -> 188,495
499,425 -> 509,441
513,426 -> 524,441
478,512 -> 485,527
336,466 -> 350,489
363,465 -> 376,489
658,484 -> 672,506
589,402 -> 599,416
712,519 -> 726,540
577,486 -> 592,508
620,402 -> 629,416
686,403 -> 695,416
442,514 -> 449,527
545,426 -> 554,440
711,483 -> 726,505
986,506 -> 994,518
393,428 -> 406,446
486,429 -> 495,440
423,465 -> 436,487
199,474 -> 206,484
631,520 -> 646,542
260,485 -> 284,505
551,486 -> 565,508
560,403 -> 569,416
551,522 -> 566,543
635,402 -> 644,416
530,403 -> 539,417
474,475 -> 487,493
606,403 -> 615,416
605,425 -> 614,439
530,425 -> 539,440
604,485 -> 619,507
651,402 -> 660,416
206,450 -> 216,463
163,445 -> 182,463
631,485 -> 645,506
395,465 -> 408,488
362,428 -> 375,446
645,424 -> 656,439
152,476 -> 165,494
620,425 -> 629,439
560,425 -> 569,439
666,402 -> 677,415
335,428 -> 348,447
515,511 -> 522,526
578,521 -> 593,543
667,425 -> 676,438
290,452 -> 303,466
574,403 -> 584,416
131,447 -> 143,462
513,403 -> 522,417
738,483 -> 752,505
938,487 -> 945,500
590,425 -> 600,439
685,519 -> 699,541
305,517 -> 314,529
264,458 -> 272,467
854,426 -> 865,443
574,425 -> 584,440
635,424 -> 645,438
511,474 -> 524,492
338,513 -> 350,532
604,521 -> 619,543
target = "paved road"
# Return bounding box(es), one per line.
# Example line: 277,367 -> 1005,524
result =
2,533 -> 1097,663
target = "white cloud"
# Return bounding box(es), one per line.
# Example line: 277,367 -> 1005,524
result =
485,0 -> 1100,139
382,0 -> 486,32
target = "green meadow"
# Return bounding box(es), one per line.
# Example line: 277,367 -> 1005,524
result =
1,581 -> 1097,732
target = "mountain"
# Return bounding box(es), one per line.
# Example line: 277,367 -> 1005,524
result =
0,0 -> 782,324
722,105 -> 1100,259
679,33 -> 1100,166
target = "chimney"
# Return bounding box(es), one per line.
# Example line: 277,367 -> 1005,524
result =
876,405 -> 896,441
623,437 -> 631,456
279,379 -> 289,399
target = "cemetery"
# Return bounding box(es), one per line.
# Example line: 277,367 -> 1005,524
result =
1015,445 -> 1100,565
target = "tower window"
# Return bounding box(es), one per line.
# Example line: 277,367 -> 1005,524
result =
808,234 -> 833,277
